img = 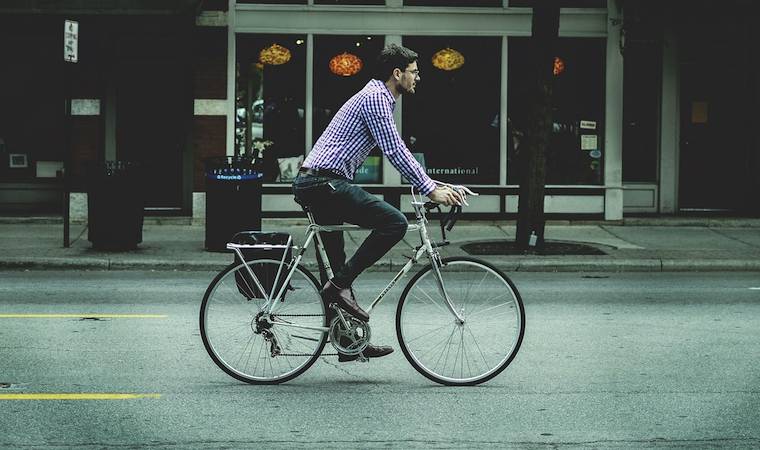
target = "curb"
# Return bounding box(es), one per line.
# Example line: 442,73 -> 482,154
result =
3,257 -> 760,272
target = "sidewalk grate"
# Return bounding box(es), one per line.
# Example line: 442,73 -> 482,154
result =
461,240 -> 606,256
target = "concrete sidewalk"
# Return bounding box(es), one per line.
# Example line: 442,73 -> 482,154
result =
1,216 -> 759,272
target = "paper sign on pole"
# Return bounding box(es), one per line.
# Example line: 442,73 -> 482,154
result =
64,20 -> 78,63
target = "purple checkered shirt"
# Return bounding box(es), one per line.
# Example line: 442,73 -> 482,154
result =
303,79 -> 436,196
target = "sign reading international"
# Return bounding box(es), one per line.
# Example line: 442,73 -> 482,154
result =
64,20 -> 78,63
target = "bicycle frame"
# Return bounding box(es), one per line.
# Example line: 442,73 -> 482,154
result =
225,195 -> 466,335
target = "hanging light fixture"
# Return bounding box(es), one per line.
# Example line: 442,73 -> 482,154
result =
259,43 -> 292,66
329,52 -> 363,77
553,56 -> 565,76
432,47 -> 465,71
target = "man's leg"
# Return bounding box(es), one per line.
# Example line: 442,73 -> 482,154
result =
294,178 -> 399,360
329,183 -> 408,289
292,176 -> 346,285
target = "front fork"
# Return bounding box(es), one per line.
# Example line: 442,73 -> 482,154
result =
417,217 -> 465,325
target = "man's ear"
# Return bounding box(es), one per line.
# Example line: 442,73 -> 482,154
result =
392,67 -> 402,81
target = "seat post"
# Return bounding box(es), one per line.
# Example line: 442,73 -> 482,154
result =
306,211 -> 318,226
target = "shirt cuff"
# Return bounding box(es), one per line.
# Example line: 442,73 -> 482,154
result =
418,178 -> 437,196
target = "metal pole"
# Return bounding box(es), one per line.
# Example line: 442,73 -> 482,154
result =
63,50 -> 72,248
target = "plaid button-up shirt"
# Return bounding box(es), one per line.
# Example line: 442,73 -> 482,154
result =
303,79 -> 436,195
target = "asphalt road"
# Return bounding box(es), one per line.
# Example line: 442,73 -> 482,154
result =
1,270 -> 759,449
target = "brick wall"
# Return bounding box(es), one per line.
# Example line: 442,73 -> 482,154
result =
69,117 -> 102,188
193,26 -> 228,191
193,116 -> 227,191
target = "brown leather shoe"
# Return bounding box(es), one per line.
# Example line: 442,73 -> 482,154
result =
338,343 -> 394,362
320,280 -> 369,322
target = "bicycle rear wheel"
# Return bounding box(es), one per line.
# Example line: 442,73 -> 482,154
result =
396,257 -> 525,386
200,259 -> 327,384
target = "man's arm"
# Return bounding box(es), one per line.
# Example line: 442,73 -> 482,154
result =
361,94 -> 437,196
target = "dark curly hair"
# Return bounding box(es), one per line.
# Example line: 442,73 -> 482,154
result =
374,44 -> 419,81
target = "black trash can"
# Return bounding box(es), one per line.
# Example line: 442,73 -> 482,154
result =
204,156 -> 264,252
86,161 -> 144,250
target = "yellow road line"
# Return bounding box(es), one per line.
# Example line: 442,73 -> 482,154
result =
0,393 -> 161,400
0,314 -> 167,319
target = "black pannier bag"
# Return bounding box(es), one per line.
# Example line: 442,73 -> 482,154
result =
230,232 -> 293,300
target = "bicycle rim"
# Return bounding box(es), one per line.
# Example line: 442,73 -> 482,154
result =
396,257 -> 525,386
200,260 -> 327,384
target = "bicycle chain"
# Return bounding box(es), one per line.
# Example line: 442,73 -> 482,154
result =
270,314 -> 336,357
274,314 -> 326,317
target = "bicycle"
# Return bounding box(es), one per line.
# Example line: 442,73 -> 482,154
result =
200,183 -> 525,386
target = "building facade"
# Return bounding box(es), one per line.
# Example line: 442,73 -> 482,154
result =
1,0 -> 757,219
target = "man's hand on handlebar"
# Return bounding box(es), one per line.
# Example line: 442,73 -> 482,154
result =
427,186 -> 464,207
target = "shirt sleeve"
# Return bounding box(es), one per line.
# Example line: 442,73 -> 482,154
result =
360,93 -> 437,196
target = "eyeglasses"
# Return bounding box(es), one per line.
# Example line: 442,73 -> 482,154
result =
404,69 -> 421,78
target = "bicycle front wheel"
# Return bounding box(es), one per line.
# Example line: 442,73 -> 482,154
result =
396,257 -> 525,386
200,260 -> 327,384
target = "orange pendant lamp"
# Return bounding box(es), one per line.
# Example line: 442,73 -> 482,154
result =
553,56 -> 565,76
329,52 -> 363,77
259,43 -> 292,66
432,47 -> 465,71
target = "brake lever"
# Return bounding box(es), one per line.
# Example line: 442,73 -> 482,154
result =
446,206 -> 462,231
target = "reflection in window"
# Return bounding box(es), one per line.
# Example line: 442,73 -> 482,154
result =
404,0 -> 502,6
402,36 -> 501,185
312,35 -> 384,183
508,38 -> 605,185
236,34 -> 306,183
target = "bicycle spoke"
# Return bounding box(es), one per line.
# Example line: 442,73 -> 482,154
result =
464,323 -> 491,369
410,284 -> 449,316
404,323 -> 451,345
468,301 -> 514,319
432,326 -> 458,373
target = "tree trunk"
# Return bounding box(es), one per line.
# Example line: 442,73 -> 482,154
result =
515,1 -> 560,251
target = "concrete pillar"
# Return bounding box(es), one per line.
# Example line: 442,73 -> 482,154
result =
659,27 -> 679,214
383,35 -> 403,186
226,0 -> 236,157
70,192 -> 88,224
305,33 -> 314,156
604,0 -> 624,220
192,192 -> 205,225
500,36 -> 508,186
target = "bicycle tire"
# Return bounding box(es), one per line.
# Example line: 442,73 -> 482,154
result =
396,256 -> 525,386
200,259 -> 327,384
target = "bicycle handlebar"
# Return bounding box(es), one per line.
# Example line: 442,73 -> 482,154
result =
416,181 -> 478,239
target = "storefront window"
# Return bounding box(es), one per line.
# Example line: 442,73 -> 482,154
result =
401,36 -> 502,185
236,34 -> 306,183
404,0 -> 502,6
313,35 -> 384,183
622,35 -> 661,182
0,22 -> 65,185
507,38 -> 605,185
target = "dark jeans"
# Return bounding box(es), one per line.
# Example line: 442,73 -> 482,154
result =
292,174 -> 408,288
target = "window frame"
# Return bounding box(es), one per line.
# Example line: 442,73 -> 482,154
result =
230,1 -> 609,188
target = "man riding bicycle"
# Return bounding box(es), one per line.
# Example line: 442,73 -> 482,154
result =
292,44 -> 463,362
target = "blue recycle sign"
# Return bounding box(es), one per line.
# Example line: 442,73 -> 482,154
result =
207,168 -> 263,181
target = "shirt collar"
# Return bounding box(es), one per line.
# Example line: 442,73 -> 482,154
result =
369,79 -> 396,108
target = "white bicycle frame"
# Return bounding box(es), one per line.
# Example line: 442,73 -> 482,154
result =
226,184 -> 474,334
